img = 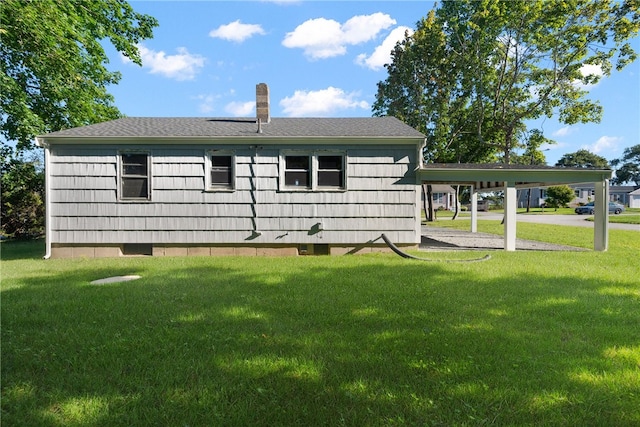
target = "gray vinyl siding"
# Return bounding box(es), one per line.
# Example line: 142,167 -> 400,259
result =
49,144 -> 420,245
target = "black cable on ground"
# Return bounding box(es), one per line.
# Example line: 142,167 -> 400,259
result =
381,234 -> 491,263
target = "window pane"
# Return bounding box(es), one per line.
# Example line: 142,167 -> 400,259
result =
122,154 -> 147,176
285,171 -> 309,187
123,164 -> 147,175
210,155 -> 232,187
286,156 -> 309,170
318,155 -> 343,187
211,156 -> 231,167
122,178 -> 148,198
318,171 -> 342,187
211,169 -> 232,186
318,156 -> 342,170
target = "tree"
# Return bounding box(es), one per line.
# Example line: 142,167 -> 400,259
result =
513,129 -> 555,212
611,144 -> 640,185
1,147 -> 44,237
374,8 -> 495,165
1,0 -> 158,151
374,0 -> 639,165
555,149 -> 610,168
545,185 -> 575,210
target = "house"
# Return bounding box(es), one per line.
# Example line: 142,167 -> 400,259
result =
572,184 -> 639,206
36,84 -> 426,258
630,188 -> 640,208
517,184 -> 639,208
421,184 -> 456,210
516,187 -> 547,208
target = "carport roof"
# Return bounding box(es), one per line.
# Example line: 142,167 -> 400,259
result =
418,163 -> 612,190
419,163 -> 613,252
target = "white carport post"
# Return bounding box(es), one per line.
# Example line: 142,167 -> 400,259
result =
503,181 -> 517,251
594,179 -> 609,251
470,185 -> 478,233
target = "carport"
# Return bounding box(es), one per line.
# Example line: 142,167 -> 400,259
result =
418,164 -> 613,251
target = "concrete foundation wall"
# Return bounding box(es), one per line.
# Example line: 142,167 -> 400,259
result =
50,243 -> 418,258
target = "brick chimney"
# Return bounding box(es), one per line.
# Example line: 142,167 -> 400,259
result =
256,83 -> 270,124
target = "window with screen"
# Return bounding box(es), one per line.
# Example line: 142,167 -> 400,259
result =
120,153 -> 150,200
317,155 -> 344,188
209,154 -> 234,189
284,155 -> 311,188
280,151 -> 346,191
205,151 -> 235,191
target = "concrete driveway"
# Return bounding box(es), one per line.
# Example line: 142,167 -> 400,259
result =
420,226 -> 588,251
420,212 -> 638,251
476,212 -> 640,231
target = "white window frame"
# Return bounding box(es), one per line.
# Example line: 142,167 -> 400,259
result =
118,151 -> 151,201
279,150 -> 346,192
282,151 -> 312,190
316,153 -> 346,190
205,150 -> 236,192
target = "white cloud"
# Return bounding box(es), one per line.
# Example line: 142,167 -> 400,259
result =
209,20 -> 266,43
129,45 -> 205,81
356,26 -> 412,71
282,13 -> 396,59
280,87 -> 369,116
342,13 -> 397,44
282,18 -> 345,59
574,64 -> 604,89
581,64 -> 604,78
552,126 -> 576,137
225,101 -> 255,116
583,135 -> 622,154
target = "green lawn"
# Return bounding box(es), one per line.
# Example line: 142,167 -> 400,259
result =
585,214 -> 640,225
432,207 -> 578,217
2,226 -> 639,426
433,208 -> 640,224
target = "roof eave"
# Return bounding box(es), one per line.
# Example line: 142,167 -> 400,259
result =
418,165 -> 613,187
36,135 -> 425,145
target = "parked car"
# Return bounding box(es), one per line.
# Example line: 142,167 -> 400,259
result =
575,201 -> 625,215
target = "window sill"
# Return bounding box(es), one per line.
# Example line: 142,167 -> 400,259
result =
279,187 -> 347,193
204,188 -> 235,193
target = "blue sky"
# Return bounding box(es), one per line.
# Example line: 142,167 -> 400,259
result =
103,0 -> 640,166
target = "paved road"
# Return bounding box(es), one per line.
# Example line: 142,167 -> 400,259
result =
475,212 -> 640,231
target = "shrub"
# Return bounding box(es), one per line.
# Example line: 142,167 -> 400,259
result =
545,185 -> 575,210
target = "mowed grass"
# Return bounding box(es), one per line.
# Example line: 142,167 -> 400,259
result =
435,207 -> 640,220
2,225 -> 639,426
586,214 -> 640,225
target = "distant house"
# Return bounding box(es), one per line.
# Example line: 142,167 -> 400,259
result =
517,184 -> 639,208
630,188 -> 640,208
36,84 -> 426,258
516,188 -> 547,209
421,184 -> 456,210
571,184 -> 639,206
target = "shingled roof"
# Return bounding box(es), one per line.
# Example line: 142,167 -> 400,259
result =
39,116 -> 425,139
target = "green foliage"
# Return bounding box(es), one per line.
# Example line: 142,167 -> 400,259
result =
545,185 -> 576,209
555,149 -> 610,168
611,144 -> 640,185
0,0 -> 158,150
0,0 -> 156,237
374,0 -> 639,164
510,129 -> 555,165
1,147 -> 45,238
